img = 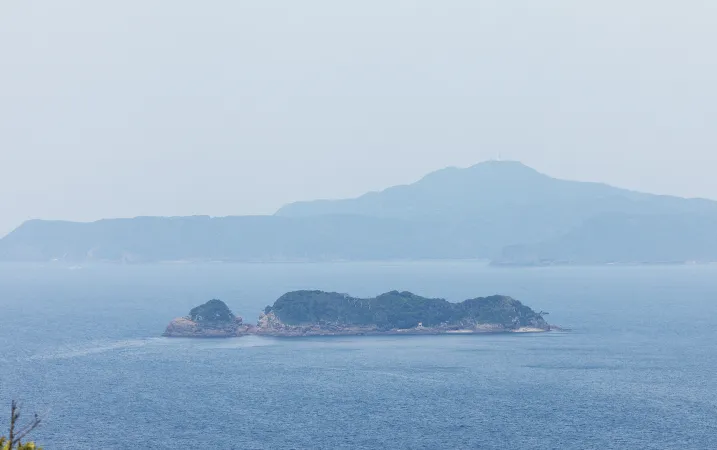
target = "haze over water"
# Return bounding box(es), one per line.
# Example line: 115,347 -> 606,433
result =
2,262 -> 716,449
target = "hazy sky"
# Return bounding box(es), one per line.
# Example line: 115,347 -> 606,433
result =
1,1 -> 716,236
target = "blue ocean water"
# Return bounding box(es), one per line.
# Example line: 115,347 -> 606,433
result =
1,262 -> 717,449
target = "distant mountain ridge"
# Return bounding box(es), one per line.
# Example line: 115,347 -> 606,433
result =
277,161 -> 714,220
279,160 -> 717,264
0,214 -> 497,262
2,161 -> 716,264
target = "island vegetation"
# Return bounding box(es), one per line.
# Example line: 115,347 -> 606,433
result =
188,299 -> 235,323
263,290 -> 550,332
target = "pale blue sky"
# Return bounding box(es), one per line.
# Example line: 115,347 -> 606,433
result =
1,1 -> 716,235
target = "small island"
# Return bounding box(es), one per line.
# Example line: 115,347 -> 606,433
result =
163,299 -> 254,338
163,291 -> 553,338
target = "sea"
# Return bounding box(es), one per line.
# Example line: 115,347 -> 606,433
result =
1,261 -> 716,449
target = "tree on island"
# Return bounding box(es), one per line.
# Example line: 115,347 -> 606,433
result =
1,401 -> 42,450
188,299 -> 235,323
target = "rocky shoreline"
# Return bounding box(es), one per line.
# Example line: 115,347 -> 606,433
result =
163,318 -> 554,338
162,316 -> 256,338
249,311 -> 553,337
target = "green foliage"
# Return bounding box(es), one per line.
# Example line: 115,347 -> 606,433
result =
1,438 -> 41,450
270,290 -> 548,330
188,299 -> 235,323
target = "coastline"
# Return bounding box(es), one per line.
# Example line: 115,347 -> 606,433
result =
252,326 -> 554,338
163,321 -> 556,338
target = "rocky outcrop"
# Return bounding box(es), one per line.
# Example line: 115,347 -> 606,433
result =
162,316 -> 253,338
163,299 -> 255,338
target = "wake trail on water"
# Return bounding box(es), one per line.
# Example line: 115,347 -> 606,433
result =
26,335 -> 277,361
26,338 -> 165,361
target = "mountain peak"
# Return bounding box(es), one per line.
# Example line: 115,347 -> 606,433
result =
274,160 -> 559,218
408,160 -> 543,186
471,159 -> 531,168
467,160 -> 542,176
